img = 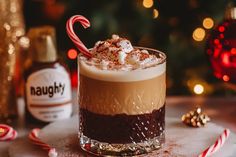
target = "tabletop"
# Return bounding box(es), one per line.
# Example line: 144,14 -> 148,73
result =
1,96 -> 236,157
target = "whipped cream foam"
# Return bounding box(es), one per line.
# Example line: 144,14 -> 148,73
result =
79,34 -> 165,71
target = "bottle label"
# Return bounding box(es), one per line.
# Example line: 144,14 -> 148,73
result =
26,68 -> 72,122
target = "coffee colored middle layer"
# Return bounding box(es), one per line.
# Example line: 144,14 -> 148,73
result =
79,73 -> 165,115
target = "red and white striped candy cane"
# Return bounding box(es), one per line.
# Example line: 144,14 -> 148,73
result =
66,15 -> 92,58
0,124 -> 17,141
29,128 -> 58,157
198,129 -> 230,157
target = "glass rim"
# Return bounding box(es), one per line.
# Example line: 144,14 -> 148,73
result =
134,46 -> 166,63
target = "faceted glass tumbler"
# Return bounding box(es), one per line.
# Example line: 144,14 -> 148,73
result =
78,47 -> 166,156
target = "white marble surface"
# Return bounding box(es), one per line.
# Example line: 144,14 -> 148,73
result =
1,96 -> 236,157
8,116 -> 236,157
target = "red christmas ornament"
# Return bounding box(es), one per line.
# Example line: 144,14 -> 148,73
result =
206,6 -> 236,82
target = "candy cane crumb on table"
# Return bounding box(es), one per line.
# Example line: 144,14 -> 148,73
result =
0,124 -> 18,141
29,128 -> 58,157
198,129 -> 230,157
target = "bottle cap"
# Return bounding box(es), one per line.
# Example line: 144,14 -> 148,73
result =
225,3 -> 236,19
225,8 -> 236,19
28,26 -> 57,62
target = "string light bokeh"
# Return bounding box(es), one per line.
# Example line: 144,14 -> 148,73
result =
193,84 -> 204,95
142,0 -> 154,8
153,9 -> 159,19
223,75 -> 230,82
203,17 -> 214,29
192,27 -> 206,41
67,49 -> 78,60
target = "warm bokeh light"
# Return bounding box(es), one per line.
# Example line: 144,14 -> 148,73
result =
203,17 -> 214,29
188,79 -> 213,95
223,75 -> 230,82
153,9 -> 159,19
143,0 -> 154,8
67,48 -> 78,59
192,27 -> 206,41
18,36 -> 30,48
193,84 -> 204,95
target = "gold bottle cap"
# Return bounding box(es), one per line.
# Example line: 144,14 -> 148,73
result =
225,4 -> 236,20
28,26 -> 57,62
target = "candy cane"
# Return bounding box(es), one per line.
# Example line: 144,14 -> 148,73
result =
198,129 -> 230,157
0,124 -> 18,141
66,15 -> 92,58
29,128 -> 58,157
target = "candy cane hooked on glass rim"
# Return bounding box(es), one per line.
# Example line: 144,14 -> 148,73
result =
0,124 -> 18,141
198,129 -> 230,157
29,128 -> 58,157
66,15 -> 92,58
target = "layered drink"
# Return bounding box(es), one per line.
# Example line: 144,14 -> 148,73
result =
78,35 -> 166,156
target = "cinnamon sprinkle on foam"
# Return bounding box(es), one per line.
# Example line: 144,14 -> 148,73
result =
80,34 -> 163,71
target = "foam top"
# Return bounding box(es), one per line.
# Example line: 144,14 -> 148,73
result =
84,35 -> 165,70
79,34 -> 166,82
79,61 -> 166,82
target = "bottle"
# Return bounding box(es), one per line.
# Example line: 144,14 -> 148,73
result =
24,26 -> 72,124
206,3 -> 236,83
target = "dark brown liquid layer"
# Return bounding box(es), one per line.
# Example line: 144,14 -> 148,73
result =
80,105 -> 165,144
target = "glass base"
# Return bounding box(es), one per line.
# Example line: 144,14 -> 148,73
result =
79,133 -> 165,156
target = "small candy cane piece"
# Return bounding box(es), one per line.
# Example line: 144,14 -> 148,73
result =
0,124 -> 18,141
66,15 -> 92,58
29,128 -> 58,157
48,148 -> 58,157
198,129 -> 230,157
